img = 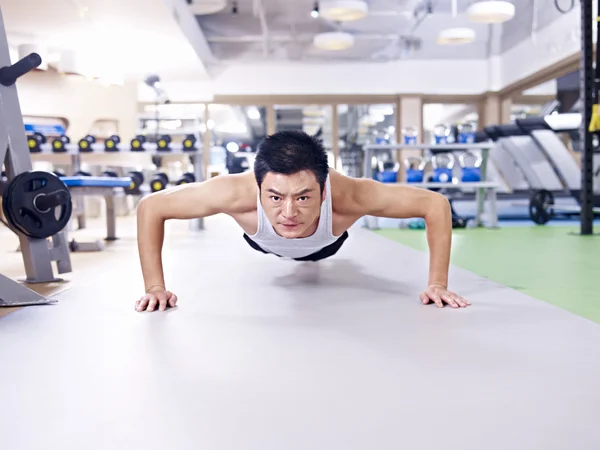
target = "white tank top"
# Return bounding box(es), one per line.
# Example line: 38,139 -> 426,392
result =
246,175 -> 341,259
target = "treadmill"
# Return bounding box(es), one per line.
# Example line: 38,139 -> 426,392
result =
514,113 -> 600,218
483,123 -> 562,193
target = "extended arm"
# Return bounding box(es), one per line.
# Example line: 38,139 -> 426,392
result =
353,180 -> 452,287
136,175 -> 245,295
346,177 -> 469,308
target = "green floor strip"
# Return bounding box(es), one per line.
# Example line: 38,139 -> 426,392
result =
374,226 -> 600,324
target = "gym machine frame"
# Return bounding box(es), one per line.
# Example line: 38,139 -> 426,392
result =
0,7 -> 70,306
362,143 -> 499,228
581,0 -> 598,235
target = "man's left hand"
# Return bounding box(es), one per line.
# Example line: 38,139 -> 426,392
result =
419,284 -> 471,309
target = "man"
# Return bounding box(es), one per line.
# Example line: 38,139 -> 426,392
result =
135,130 -> 470,312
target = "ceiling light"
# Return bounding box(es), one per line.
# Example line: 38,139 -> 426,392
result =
319,0 -> 368,21
247,106 -> 260,120
437,28 -> 476,45
311,1 -> 319,18
467,1 -> 515,23
313,31 -> 354,51
187,0 -> 226,15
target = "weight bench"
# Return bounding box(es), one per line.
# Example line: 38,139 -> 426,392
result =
60,176 -> 132,251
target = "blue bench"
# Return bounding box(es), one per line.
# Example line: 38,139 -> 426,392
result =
60,176 -> 132,188
58,176 -> 134,250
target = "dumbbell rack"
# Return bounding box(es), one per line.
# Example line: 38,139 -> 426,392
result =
29,140 -> 205,232
0,6 -> 70,306
362,142 -> 498,229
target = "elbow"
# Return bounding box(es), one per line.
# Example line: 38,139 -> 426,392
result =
137,194 -> 163,221
425,193 -> 451,221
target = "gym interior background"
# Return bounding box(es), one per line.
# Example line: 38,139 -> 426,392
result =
2,1 -> 600,449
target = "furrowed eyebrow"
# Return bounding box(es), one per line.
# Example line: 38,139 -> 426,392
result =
267,188 -> 314,196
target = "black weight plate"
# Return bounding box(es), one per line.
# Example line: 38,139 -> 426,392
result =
183,172 -> 196,183
2,171 -> 72,239
155,172 -> 169,184
529,189 -> 554,225
129,171 -> 144,185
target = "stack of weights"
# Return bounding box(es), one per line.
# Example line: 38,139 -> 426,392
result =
375,161 -> 399,183
405,156 -> 425,183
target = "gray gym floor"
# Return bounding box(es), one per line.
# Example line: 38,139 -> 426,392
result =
1,217 -> 600,450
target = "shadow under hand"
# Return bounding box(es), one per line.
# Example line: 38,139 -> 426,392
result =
270,258 -> 411,296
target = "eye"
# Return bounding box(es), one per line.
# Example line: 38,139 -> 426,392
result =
298,196 -> 309,202
270,196 -> 281,202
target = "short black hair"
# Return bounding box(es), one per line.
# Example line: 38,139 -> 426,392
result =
254,130 -> 329,191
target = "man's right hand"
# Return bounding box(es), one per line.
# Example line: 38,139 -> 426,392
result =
135,289 -> 178,312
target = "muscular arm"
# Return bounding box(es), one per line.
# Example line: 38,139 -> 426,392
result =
348,177 -> 452,288
136,174 -> 248,292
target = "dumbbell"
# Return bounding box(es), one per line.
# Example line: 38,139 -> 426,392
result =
125,170 -> 144,195
182,134 -> 196,151
150,172 -> 169,192
51,135 -> 70,153
103,170 -> 119,178
27,132 -> 46,153
176,172 -> 196,185
130,134 -> 146,152
78,135 -> 96,152
156,135 -> 172,152
104,135 -> 121,152
74,170 -> 92,176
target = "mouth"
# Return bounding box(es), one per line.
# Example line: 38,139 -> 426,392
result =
280,223 -> 299,228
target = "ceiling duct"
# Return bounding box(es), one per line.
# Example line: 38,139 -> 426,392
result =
57,50 -> 79,75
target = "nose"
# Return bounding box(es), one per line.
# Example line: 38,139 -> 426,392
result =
282,199 -> 297,218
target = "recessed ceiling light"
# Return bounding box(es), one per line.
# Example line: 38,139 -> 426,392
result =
467,1 -> 515,23
319,0 -> 368,21
437,28 -> 476,45
313,32 -> 355,51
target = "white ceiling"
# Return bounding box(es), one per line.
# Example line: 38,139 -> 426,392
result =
1,0 -> 207,81
193,0 -> 572,64
0,0 -> 575,83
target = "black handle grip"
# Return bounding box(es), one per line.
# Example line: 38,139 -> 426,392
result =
35,191 -> 69,212
0,53 -> 42,87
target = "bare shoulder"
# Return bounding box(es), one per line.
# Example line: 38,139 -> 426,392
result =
219,170 -> 257,213
328,168 -> 369,215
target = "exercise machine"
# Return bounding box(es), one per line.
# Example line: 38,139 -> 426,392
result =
515,112 -> 600,224
0,7 -> 73,306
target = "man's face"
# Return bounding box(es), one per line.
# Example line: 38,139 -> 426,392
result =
259,170 -> 325,238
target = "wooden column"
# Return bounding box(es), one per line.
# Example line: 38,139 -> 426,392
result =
266,105 -> 276,135
400,95 -> 424,166
331,104 -> 339,170
203,103 -> 211,179
501,96 -> 513,124
395,96 -> 404,182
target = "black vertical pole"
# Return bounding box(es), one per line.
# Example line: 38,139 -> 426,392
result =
580,0 -> 594,235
